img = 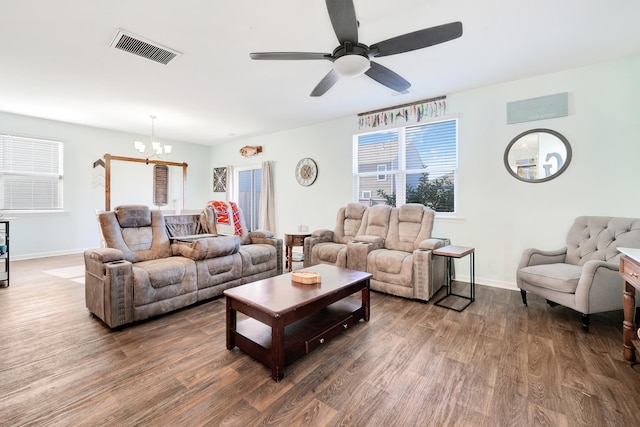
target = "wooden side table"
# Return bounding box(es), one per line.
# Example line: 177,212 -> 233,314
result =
619,248 -> 640,362
433,245 -> 475,311
284,232 -> 311,272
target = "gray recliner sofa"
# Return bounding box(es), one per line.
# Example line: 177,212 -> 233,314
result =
305,203 -> 447,302
85,205 -> 282,328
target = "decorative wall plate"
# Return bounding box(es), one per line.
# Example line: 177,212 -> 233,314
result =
213,167 -> 227,192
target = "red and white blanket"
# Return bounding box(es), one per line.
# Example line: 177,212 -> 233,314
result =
207,200 -> 243,236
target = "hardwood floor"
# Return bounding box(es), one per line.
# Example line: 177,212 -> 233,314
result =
2,254 -> 640,426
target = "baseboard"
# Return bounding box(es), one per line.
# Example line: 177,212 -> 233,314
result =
453,274 -> 518,291
12,248 -> 87,261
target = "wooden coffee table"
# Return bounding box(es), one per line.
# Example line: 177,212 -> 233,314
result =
224,264 -> 371,381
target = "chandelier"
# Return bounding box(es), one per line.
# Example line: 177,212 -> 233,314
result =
134,115 -> 171,158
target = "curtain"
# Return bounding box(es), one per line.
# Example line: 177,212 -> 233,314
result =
259,161 -> 276,234
225,164 -> 235,202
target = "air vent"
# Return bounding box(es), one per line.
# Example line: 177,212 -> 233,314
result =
110,30 -> 182,65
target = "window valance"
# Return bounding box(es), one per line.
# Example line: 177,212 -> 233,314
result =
358,96 -> 446,130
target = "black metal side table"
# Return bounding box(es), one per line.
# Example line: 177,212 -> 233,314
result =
433,245 -> 475,311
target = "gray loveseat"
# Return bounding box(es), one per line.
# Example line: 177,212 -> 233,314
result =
305,203 -> 447,301
85,205 -> 282,328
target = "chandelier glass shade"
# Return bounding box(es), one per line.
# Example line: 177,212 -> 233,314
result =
134,115 -> 171,158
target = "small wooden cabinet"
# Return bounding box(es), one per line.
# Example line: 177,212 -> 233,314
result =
620,251 -> 640,361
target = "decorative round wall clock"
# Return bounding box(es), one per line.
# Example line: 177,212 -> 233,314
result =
295,157 -> 318,186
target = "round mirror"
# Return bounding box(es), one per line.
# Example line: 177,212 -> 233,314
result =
504,129 -> 572,183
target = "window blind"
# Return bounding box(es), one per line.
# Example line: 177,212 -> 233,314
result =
354,118 -> 457,212
0,134 -> 64,210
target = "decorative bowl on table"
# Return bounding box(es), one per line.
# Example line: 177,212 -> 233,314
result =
291,271 -> 321,284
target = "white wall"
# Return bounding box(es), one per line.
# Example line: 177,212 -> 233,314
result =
0,113 -> 213,259
211,54 -> 640,290
3,54 -> 639,287
209,117 -> 359,236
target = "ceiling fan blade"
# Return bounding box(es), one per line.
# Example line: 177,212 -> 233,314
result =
250,52 -> 333,61
369,21 -> 463,58
365,62 -> 411,93
310,70 -> 339,97
325,0 -> 358,44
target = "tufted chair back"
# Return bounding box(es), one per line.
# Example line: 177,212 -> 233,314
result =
99,205 -> 172,263
565,216 -> 640,265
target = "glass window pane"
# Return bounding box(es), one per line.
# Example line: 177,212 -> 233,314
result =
357,130 -> 399,173
406,171 -> 455,212
237,168 -> 262,231
355,174 -> 398,206
405,120 -> 457,170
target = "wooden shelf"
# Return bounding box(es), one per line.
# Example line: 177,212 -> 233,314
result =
235,299 -> 363,366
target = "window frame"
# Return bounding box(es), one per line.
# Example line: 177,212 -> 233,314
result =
352,116 -> 458,216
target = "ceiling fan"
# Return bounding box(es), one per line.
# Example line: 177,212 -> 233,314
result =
250,0 -> 463,97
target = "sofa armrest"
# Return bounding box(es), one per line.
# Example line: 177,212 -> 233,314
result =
518,247 -> 567,269
238,231 -> 283,275
249,229 -> 274,239
84,248 -> 133,329
346,237 -> 385,272
303,230 -> 334,267
353,235 -> 385,247
419,238 -> 447,251
311,229 -> 334,240
575,260 -> 621,314
412,248 -> 438,301
172,235 -> 240,260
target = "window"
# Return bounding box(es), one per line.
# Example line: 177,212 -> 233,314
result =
236,167 -> 261,231
353,118 -> 457,213
0,134 -> 64,210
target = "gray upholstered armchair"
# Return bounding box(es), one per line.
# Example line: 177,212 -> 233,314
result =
517,216 -> 640,331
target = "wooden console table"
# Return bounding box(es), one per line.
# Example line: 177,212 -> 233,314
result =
619,247 -> 640,361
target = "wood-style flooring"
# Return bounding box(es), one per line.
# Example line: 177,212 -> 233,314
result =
1,254 -> 640,426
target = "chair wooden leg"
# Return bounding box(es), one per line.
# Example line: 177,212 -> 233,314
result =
582,314 -> 590,332
520,289 -> 527,306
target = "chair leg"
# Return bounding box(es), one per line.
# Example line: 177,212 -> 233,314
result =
582,314 -> 590,332
520,289 -> 527,306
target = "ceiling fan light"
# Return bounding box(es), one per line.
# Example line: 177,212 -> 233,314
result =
333,55 -> 370,77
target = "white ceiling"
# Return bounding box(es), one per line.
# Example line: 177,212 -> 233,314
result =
1,0 -> 640,145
